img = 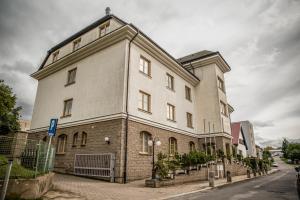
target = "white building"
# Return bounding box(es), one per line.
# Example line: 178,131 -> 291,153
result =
29,10 -> 234,182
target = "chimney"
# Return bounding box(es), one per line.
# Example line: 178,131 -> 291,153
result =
105,7 -> 111,15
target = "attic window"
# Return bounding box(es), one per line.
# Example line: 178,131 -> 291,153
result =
52,51 -> 59,62
73,38 -> 81,51
99,22 -> 110,37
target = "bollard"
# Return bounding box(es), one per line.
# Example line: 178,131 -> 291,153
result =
226,171 -> 232,183
247,169 -> 251,178
253,170 -> 257,177
209,171 -> 215,187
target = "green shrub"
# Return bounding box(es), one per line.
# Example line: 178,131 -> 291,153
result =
0,155 -> 36,179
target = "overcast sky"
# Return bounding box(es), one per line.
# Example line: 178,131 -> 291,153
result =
0,0 -> 299,146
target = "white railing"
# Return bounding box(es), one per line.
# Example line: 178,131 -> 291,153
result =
74,153 -> 115,182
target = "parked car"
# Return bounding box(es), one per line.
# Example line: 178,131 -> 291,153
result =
272,162 -> 278,167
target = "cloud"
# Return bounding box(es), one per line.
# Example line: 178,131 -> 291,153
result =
0,0 -> 299,143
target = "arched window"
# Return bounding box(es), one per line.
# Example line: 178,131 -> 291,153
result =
169,137 -> 177,156
81,132 -> 87,146
72,132 -> 78,147
189,141 -> 195,152
140,131 -> 152,154
42,136 -> 47,142
57,134 -> 67,154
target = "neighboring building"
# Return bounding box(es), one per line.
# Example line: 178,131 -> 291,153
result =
231,122 -> 247,158
256,145 -> 263,159
30,10 -> 233,182
19,119 -> 31,131
240,121 -> 257,157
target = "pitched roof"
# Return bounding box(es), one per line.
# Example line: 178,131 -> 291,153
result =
38,14 -> 127,70
177,50 -> 216,64
231,122 -> 241,145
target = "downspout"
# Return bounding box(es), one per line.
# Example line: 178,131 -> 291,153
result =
123,28 -> 139,184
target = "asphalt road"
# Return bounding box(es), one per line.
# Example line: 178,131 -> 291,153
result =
169,157 -> 299,200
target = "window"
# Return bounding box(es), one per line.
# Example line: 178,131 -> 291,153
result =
73,38 -> 81,51
220,101 -> 227,116
166,73 -> 174,90
63,99 -> 73,117
167,103 -> 175,121
186,112 -> 193,128
189,141 -> 195,152
169,137 -> 177,156
185,86 -> 191,101
99,22 -> 110,37
81,132 -> 87,146
57,134 -> 67,154
217,77 -> 225,92
52,51 -> 59,62
72,132 -> 78,147
66,68 -> 77,85
140,131 -> 152,154
139,56 -> 151,76
138,91 -> 151,113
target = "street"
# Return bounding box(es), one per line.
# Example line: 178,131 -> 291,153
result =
169,158 -> 299,200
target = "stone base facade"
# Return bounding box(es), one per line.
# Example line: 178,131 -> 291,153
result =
29,118 -> 233,183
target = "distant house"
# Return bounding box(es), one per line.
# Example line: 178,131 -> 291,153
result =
231,122 -> 247,158
19,119 -> 31,131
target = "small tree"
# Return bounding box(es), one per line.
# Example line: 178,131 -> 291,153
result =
0,80 -> 21,134
282,138 -> 289,158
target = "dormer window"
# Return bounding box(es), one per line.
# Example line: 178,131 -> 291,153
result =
73,38 -> 81,51
99,22 -> 110,37
52,51 -> 59,62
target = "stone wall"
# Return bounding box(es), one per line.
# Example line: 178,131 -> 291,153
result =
126,120 -> 200,181
29,119 -> 126,183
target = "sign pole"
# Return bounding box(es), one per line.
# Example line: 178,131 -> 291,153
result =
44,118 -> 58,173
44,136 -> 52,172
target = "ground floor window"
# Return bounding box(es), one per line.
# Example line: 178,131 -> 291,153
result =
57,134 -> 67,153
140,131 -> 152,154
169,137 -> 177,156
189,141 -> 195,152
72,132 -> 78,147
81,132 -> 87,146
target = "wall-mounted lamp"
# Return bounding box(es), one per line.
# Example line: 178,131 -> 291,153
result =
104,136 -> 110,144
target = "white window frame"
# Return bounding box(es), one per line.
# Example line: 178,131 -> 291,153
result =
138,91 -> 151,113
140,132 -> 152,154
167,103 -> 175,121
63,99 -> 73,117
57,134 -> 67,154
166,73 -> 174,90
139,56 -> 151,76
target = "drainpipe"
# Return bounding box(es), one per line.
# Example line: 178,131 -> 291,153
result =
123,27 -> 139,184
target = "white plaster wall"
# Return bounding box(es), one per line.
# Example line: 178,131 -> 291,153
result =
31,41 -> 127,129
238,130 -> 247,157
193,64 -> 222,134
44,18 -> 123,67
127,43 -> 197,133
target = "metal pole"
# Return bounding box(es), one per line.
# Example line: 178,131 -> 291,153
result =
34,140 -> 41,178
0,160 -> 13,200
44,136 -> 52,172
152,140 -> 155,179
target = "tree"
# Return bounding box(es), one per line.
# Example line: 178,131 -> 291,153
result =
0,80 -> 21,134
282,138 -> 289,158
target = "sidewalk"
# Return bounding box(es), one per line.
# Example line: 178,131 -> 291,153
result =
43,169 -> 279,200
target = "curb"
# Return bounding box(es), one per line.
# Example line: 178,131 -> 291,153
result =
161,169 -> 280,199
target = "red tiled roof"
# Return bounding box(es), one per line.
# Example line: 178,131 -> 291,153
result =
231,122 -> 241,145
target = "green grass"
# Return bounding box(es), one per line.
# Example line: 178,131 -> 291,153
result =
0,155 -> 36,179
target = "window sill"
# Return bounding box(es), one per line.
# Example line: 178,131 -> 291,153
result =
138,108 -> 152,115
81,144 -> 86,147
167,119 -> 176,123
65,82 -> 75,87
56,152 -> 66,155
166,86 -> 175,92
139,71 -> 152,79
186,98 -> 192,103
139,152 -> 151,156
61,114 -> 71,119
72,145 -> 77,148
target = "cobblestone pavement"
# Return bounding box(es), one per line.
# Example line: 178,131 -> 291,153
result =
43,170 -> 278,200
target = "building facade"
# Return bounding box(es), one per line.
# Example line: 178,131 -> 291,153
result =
231,122 -> 247,158
30,12 -> 233,182
240,121 -> 257,157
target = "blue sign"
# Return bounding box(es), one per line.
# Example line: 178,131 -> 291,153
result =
48,119 -> 58,136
